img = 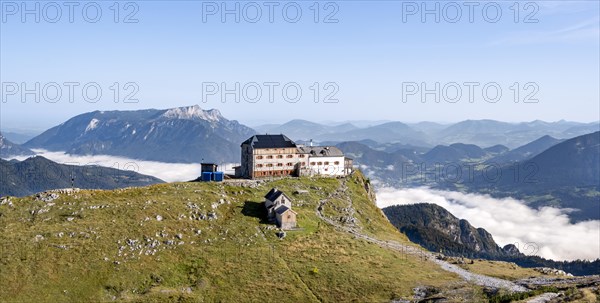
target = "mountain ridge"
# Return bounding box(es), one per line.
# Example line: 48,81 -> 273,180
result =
0,156 -> 164,197
0,132 -> 35,158
24,105 -> 257,163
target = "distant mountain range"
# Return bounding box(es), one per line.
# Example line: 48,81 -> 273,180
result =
383,203 -> 600,276
257,119 -> 599,148
23,105 -> 256,163
0,156 -> 163,197
525,131 -> 599,188
0,132 -> 34,158
254,119 -> 358,140
337,132 -> 600,222
486,135 -> 564,164
444,132 -> 600,222
10,108 -> 598,164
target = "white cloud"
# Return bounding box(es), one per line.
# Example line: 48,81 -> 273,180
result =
7,150 -> 236,183
489,17 -> 600,46
376,187 -> 600,261
536,1 -> 598,15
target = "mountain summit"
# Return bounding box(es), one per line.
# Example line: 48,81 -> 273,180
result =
161,105 -> 223,121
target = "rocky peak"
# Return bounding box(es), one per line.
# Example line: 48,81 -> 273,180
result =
161,105 -> 223,122
383,203 -> 506,257
502,244 -> 521,256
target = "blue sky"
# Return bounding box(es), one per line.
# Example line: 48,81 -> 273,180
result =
1,0 -> 599,130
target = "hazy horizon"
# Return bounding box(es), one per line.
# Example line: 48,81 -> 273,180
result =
1,103 -> 599,134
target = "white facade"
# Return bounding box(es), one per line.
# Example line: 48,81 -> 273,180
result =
306,156 -> 346,177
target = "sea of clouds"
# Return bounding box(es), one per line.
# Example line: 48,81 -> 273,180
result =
9,150 -> 237,182
376,187 -> 600,261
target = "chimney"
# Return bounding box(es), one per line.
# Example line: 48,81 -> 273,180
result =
310,139 -> 313,147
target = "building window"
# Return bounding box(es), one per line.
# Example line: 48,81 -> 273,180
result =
256,155 -> 263,159
267,155 -> 273,159
301,162 -> 306,166
277,155 -> 283,159
317,162 -> 323,165
334,161 -> 340,165
286,155 -> 293,158
324,161 -> 329,165
286,162 -> 293,166
256,164 -> 263,168
277,163 -> 283,167
310,162 -> 316,165
298,154 -> 305,158
267,164 -> 273,167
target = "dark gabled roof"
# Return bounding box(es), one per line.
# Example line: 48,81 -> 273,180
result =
264,188 -> 290,202
298,146 -> 344,157
241,134 -> 297,148
275,205 -> 295,215
264,188 -> 279,201
275,205 -> 297,215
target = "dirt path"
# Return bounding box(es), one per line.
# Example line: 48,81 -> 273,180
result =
315,179 -> 528,292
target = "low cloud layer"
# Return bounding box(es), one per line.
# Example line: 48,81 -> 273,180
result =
376,187 -> 600,261
8,150 -> 236,182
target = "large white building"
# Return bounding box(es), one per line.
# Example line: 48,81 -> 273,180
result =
237,134 -> 353,179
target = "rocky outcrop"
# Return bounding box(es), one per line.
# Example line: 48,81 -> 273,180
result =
383,203 -> 510,258
534,267 -> 573,277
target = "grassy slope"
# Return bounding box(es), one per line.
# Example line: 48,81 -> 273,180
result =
458,259 -> 543,281
0,172 -> 533,302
